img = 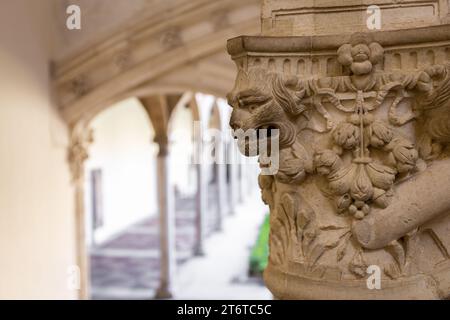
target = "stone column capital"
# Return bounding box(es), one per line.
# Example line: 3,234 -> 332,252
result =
154,134 -> 170,157
228,25 -> 450,299
68,121 -> 94,184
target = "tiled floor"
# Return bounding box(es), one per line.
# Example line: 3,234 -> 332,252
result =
89,186 -> 230,299
175,195 -> 272,300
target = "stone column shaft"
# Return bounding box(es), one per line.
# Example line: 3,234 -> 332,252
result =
139,94 -> 180,298
215,139 -> 226,231
74,179 -> 89,300
194,159 -> 206,255
154,148 -> 176,299
226,139 -> 240,214
68,121 -> 92,300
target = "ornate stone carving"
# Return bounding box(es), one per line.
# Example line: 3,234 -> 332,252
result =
228,29 -> 450,299
160,26 -> 183,50
68,122 -> 93,183
114,47 -> 132,71
70,75 -> 89,97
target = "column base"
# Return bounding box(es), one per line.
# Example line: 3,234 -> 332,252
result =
193,245 -> 205,256
263,262 -> 449,300
154,286 -> 174,299
214,222 -> 223,232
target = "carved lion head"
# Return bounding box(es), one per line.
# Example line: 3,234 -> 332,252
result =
227,67 -> 307,155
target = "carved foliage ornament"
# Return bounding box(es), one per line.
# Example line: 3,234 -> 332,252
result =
229,39 -> 450,215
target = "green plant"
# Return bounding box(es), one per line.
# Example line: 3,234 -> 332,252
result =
249,214 -> 270,276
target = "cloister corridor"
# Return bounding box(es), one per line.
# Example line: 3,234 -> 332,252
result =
3,0 -> 450,303
82,94 -> 269,299
0,0 -> 268,300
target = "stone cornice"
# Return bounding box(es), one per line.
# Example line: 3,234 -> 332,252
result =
228,24 -> 450,56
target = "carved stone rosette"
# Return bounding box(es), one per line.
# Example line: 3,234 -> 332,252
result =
227,25 -> 450,299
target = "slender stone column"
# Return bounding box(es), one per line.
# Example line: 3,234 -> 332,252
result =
68,122 -> 93,300
154,141 -> 176,299
74,178 -> 89,300
194,138 -> 206,255
188,95 -> 208,254
238,164 -> 245,203
228,142 -> 238,214
232,162 -> 240,205
139,94 -> 180,299
215,135 -> 226,231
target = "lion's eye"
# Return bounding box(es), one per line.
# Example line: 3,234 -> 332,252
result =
238,93 -> 270,109
238,99 -> 258,111
248,104 -> 258,112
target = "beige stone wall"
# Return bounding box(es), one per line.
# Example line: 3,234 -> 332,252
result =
85,98 -> 158,244
262,0 -> 450,36
0,0 -> 76,299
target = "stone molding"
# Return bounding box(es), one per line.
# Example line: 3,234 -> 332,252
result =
228,25 -> 450,55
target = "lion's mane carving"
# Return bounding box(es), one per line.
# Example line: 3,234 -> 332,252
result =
227,67 -> 313,185
227,67 -> 307,149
